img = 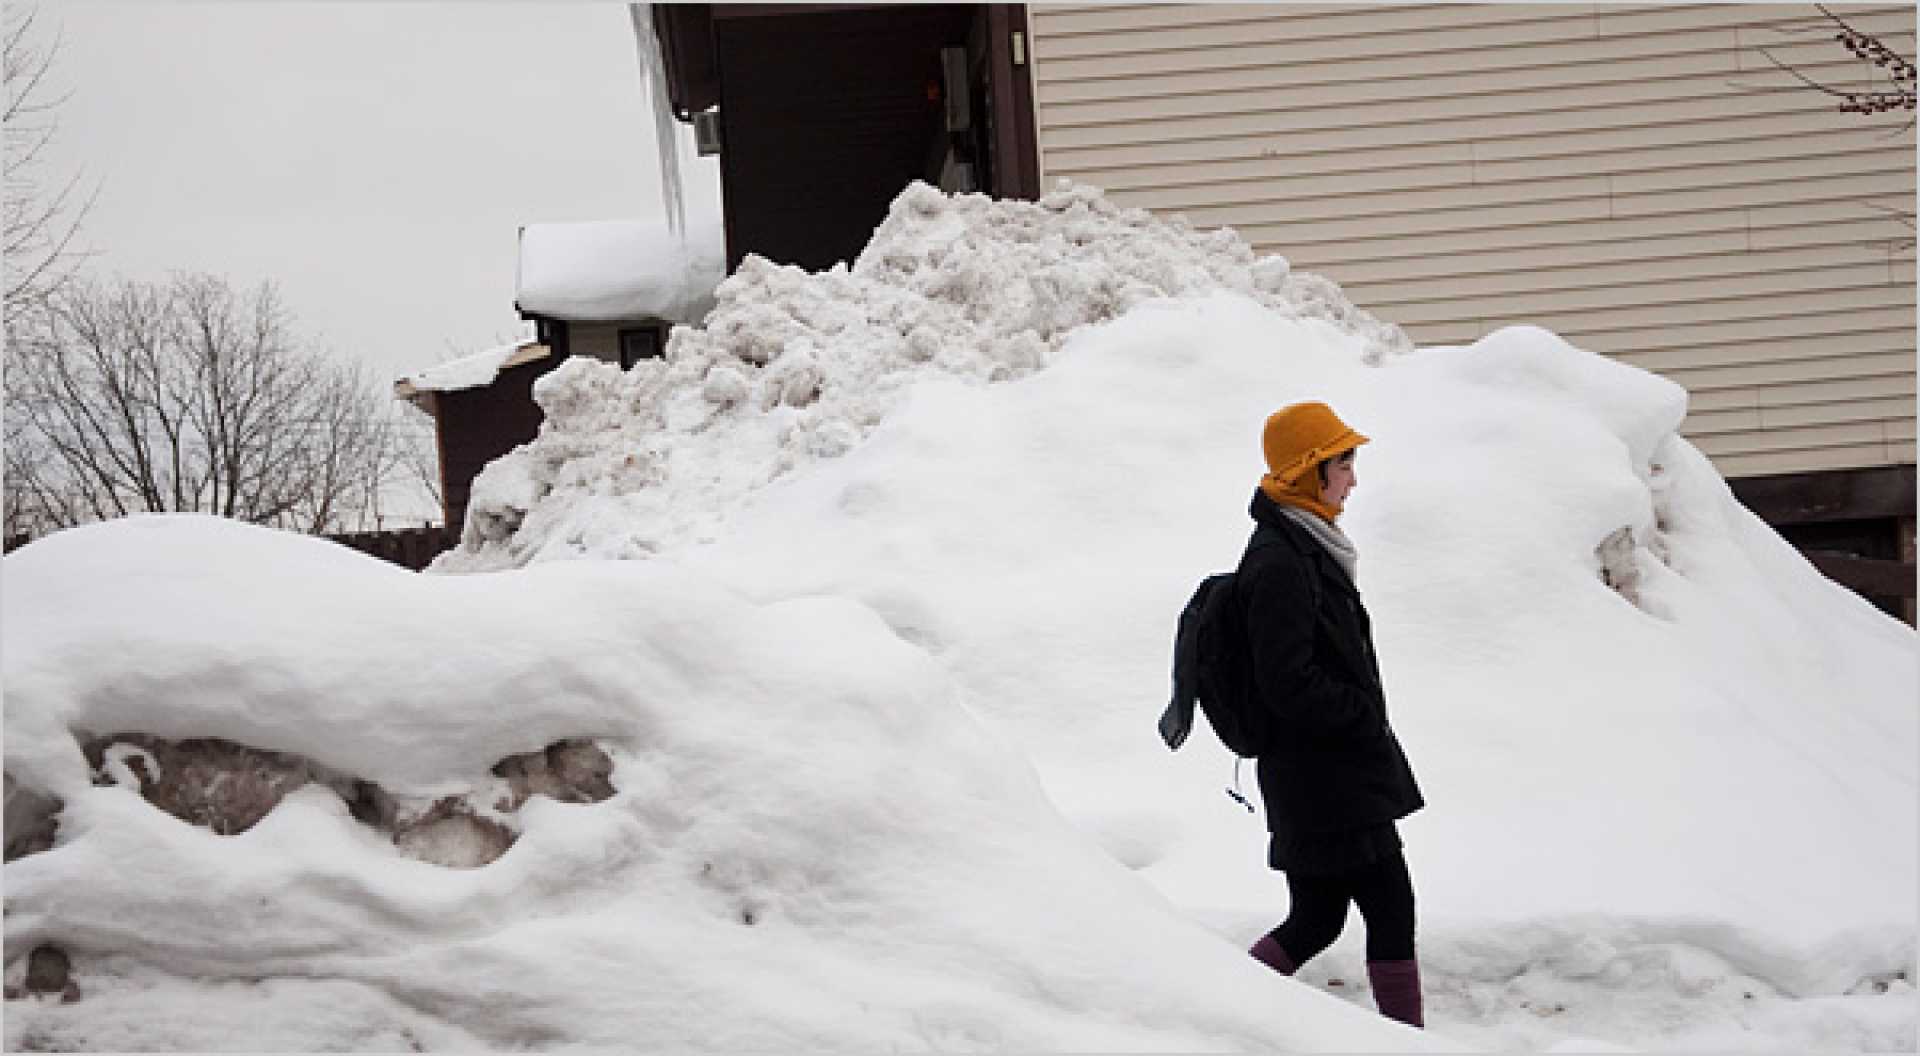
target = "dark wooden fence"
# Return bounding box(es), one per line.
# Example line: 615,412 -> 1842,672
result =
1729,466 -> 1916,626
325,525 -> 459,572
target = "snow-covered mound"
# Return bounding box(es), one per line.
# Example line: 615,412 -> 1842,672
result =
666,294 -> 1915,942
7,176 -> 1913,1049
1,516 -> 1447,1052
435,181 -> 1410,570
649,294 -> 1911,1048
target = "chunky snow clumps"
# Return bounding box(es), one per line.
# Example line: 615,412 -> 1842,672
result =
436,181 -> 1411,571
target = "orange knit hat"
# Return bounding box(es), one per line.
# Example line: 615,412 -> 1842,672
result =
1258,401 -> 1368,521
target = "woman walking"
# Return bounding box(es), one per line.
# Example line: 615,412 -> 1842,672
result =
1237,401 -> 1427,1029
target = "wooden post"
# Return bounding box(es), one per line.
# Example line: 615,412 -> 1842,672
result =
986,4 -> 1040,200
1901,516 -> 1916,627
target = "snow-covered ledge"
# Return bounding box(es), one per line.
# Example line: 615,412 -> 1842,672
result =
393,339 -> 552,403
515,217 -> 725,325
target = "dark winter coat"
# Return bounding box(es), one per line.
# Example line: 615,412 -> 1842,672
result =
1239,489 -> 1424,860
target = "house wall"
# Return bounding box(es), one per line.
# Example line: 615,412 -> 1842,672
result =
568,322 -> 625,366
1027,2 -> 1917,480
435,355 -> 563,533
713,5 -> 978,271
558,320 -> 672,368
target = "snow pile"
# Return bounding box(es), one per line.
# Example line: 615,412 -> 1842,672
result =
647,296 -> 1916,1048
439,180 -> 1410,570
606,286 -> 1896,1044
1,516 -> 1444,1052
6,177 -> 1914,1050
516,215 -> 725,324
664,296 -> 1916,941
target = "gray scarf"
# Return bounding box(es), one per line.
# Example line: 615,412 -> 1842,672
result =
1277,505 -> 1358,584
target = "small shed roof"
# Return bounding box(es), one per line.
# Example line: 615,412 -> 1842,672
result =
394,339 -> 553,404
515,218 -> 725,326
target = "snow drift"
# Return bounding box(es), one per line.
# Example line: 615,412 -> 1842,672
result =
657,293 -> 1914,964
2,516 -> 1443,1052
4,180 -> 1913,1051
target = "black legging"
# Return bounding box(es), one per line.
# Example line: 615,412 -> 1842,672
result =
1269,849 -> 1416,963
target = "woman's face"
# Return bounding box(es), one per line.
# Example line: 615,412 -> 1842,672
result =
1321,451 -> 1358,506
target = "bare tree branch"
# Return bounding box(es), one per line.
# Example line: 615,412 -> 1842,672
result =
3,273 -> 406,538
3,4 -> 95,331
398,405 -> 443,517
1747,4 -> 1917,117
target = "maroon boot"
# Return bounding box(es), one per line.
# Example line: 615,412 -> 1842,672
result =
1367,958 -> 1424,1028
1248,934 -> 1297,976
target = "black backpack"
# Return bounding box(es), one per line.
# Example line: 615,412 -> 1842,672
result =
1159,570 -> 1270,758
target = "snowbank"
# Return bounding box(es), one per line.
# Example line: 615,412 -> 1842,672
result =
439,181 -> 1409,569
516,215 -> 726,325
432,191 -> 1912,1039
6,178 -> 1913,1050
662,293 -> 1915,948
649,294 -> 1915,1046
1,515 -> 1447,1052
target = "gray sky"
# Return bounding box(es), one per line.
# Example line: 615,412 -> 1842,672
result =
34,1 -> 722,387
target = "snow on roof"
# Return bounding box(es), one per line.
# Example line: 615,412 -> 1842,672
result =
516,216 -> 725,325
394,339 -> 552,401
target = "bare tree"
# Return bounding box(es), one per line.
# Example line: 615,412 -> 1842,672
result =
1754,4 -> 1916,124
1727,6 -> 1917,259
4,273 -> 403,538
4,4 -> 93,331
396,406 -> 443,518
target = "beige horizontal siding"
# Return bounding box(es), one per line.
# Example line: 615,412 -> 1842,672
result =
1048,105 -> 1907,183
1080,120 -> 1887,209
1036,4 -> 1913,84
567,322 -> 621,366
1621,333 -> 1915,377
1709,442 -> 1902,478
1040,87 -> 1904,163
1030,2 -> 1918,478
1688,394 -> 1912,433
1229,177 -> 1909,253
1687,369 -> 1914,411
1663,350 -> 1915,392
1127,148 -> 1910,227
1379,268 -> 1912,335
1365,257 -> 1911,320
1041,25 -> 1892,109
1035,4 -> 1585,48
1693,418 -> 1912,474
1294,203 -> 1903,273
1042,46 -> 1885,132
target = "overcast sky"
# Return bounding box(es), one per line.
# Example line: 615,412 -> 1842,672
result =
33,1 -> 723,387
